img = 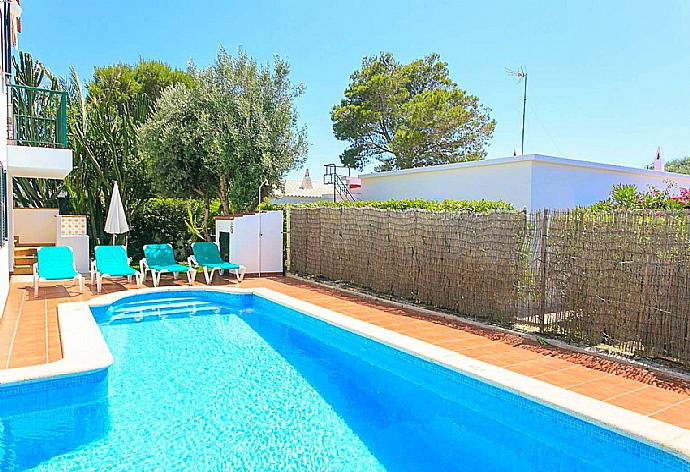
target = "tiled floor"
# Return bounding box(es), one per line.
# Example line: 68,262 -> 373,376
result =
2,274 -> 690,431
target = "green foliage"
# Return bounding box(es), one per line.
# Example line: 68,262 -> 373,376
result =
63,67 -> 151,246
588,183 -> 690,211
128,198 -> 220,261
11,51 -> 64,208
87,64 -> 138,108
331,52 -> 495,171
664,156 -> 690,175
139,83 -> 217,201
132,60 -> 194,103
8,53 -> 192,244
199,47 -> 307,211
140,48 -> 307,213
262,198 -> 514,213
13,178 -> 63,209
15,50 -> 303,243
13,51 -> 58,89
63,59 -> 190,246
87,59 -> 192,111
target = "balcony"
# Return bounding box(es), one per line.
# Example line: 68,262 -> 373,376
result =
8,84 -> 67,148
6,84 -> 73,179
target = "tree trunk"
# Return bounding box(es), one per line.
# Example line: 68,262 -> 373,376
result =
202,197 -> 210,241
219,176 -> 230,215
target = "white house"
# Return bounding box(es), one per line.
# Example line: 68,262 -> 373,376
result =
358,154 -> 690,210
272,169 -> 334,204
0,2 -> 75,315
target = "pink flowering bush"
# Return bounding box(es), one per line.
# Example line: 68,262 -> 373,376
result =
590,183 -> 690,211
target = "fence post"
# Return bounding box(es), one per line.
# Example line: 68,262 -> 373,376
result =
539,208 -> 549,333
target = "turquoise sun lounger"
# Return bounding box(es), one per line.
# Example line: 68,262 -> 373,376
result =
140,243 -> 195,287
188,241 -> 246,284
90,245 -> 142,293
33,246 -> 84,297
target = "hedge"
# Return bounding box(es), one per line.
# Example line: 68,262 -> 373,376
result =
125,197 -> 513,262
261,198 -> 515,212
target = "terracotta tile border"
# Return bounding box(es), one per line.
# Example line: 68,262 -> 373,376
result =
3,290 -> 26,369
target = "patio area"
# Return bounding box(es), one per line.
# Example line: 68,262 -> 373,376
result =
1,274 -> 690,432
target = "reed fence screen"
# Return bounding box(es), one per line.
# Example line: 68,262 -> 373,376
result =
287,207 -> 690,364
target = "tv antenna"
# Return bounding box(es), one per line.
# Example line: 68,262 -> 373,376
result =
506,67 -> 528,156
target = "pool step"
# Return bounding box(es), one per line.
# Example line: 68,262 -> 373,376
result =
106,300 -> 238,323
113,300 -> 218,314
114,296 -> 209,310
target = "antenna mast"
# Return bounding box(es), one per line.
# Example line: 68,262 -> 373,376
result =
506,67 -> 528,155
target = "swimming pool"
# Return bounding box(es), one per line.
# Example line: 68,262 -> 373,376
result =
0,289 -> 688,471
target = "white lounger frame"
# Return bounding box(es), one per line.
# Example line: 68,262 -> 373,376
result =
139,258 -> 195,287
89,258 -> 143,293
32,263 -> 84,297
187,255 -> 246,285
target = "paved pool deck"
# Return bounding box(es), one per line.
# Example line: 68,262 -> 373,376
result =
1,274 -> 690,431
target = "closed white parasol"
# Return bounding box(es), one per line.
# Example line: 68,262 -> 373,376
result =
104,182 -> 129,243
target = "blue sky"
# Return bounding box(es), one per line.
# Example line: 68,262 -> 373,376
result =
20,0 -> 690,178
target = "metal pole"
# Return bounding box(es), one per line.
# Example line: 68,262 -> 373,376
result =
257,179 -> 268,277
332,165 -> 337,202
258,210 -> 262,278
521,74 -> 528,155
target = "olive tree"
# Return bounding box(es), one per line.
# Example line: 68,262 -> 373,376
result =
140,48 -> 307,214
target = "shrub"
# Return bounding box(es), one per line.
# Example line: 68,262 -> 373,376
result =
128,198 -> 219,261
588,183 -> 690,212
261,198 -> 514,213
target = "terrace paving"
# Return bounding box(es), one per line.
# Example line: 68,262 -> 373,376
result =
1,274 -> 690,430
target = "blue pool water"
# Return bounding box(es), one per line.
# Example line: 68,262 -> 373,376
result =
0,290 -> 688,471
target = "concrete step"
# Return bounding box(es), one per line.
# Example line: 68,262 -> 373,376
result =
13,244 -> 41,276
13,264 -> 33,275
14,247 -> 37,258
14,255 -> 36,265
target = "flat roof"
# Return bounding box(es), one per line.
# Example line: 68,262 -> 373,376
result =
276,178 -> 333,198
359,154 -> 690,180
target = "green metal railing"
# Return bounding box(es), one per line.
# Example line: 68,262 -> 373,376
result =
8,84 -> 67,148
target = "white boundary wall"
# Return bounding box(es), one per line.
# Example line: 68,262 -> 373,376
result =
359,155 -> 690,210
13,208 -> 59,245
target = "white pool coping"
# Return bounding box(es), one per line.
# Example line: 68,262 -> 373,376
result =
2,285 -> 689,460
0,302 -> 112,385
